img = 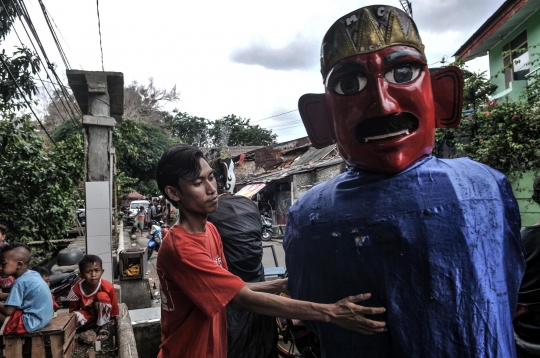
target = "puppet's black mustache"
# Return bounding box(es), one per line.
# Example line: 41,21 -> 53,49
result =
355,113 -> 419,142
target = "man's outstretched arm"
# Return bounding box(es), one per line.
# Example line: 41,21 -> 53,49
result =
231,284 -> 387,335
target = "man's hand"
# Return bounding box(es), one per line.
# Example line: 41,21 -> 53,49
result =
328,293 -> 386,335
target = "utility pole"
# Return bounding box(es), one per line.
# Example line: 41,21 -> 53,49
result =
67,70 -> 123,282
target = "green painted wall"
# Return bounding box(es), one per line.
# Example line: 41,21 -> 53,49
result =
489,9 -> 540,97
509,170 -> 540,229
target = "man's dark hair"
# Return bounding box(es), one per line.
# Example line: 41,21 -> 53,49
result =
1,242 -> 31,265
78,254 -> 103,272
156,144 -> 205,208
33,266 -> 51,277
0,224 -> 6,235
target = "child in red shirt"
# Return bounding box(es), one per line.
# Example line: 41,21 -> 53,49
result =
68,255 -> 119,341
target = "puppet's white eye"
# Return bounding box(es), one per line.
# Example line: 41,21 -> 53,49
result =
385,65 -> 421,84
334,76 -> 367,95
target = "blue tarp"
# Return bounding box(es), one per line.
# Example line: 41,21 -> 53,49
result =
284,156 -> 525,358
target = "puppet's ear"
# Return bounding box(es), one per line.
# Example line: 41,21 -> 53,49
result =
298,94 -> 335,148
431,66 -> 464,128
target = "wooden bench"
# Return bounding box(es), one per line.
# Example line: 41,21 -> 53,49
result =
3,313 -> 77,358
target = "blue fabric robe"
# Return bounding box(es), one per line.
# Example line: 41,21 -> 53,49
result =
284,156 -> 525,358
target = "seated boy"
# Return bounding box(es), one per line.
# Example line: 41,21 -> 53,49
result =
33,266 -> 60,311
0,243 -> 53,334
68,255 -> 119,341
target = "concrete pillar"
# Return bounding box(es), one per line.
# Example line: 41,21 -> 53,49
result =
67,71 -> 124,283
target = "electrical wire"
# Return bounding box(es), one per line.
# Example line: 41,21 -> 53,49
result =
3,0 -> 82,130
96,0 -> 104,71
0,0 -> 70,123
12,0 -> 81,118
0,53 -> 56,145
44,6 -> 83,69
252,109 -> 298,123
37,0 -> 70,70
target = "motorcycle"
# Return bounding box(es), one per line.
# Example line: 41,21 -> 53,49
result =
50,269 -> 80,307
50,247 -> 83,308
75,208 -> 86,227
146,224 -> 162,259
261,213 -> 273,241
124,210 -> 135,228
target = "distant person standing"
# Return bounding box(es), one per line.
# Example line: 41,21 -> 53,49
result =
148,203 -> 162,234
135,206 -> 146,237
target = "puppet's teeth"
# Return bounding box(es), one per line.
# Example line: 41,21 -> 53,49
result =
364,129 -> 410,143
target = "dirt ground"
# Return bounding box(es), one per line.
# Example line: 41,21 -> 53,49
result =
72,322 -> 118,358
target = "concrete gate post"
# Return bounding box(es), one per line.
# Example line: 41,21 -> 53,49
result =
67,71 -> 124,283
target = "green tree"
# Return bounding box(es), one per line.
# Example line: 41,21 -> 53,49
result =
50,116 -> 176,197
113,118 -> 176,196
1,0 -> 41,113
0,115 -> 84,242
210,114 -> 277,146
434,60 -> 540,175
0,1 -> 84,243
170,112 -> 210,147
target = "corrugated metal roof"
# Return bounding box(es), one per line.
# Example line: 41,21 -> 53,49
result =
201,146 -> 265,157
237,155 -> 343,185
293,146 -> 336,167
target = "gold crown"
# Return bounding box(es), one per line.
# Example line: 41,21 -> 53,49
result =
321,5 -> 425,80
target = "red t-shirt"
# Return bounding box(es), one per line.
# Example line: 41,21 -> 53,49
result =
157,222 -> 245,358
67,278 -> 120,317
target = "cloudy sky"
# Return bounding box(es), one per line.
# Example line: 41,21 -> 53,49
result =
2,0 -> 504,142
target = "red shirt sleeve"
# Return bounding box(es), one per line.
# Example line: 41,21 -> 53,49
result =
167,224 -> 244,318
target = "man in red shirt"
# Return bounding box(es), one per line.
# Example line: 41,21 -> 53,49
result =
155,144 -> 387,358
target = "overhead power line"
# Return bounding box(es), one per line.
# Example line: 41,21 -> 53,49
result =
96,0 -> 104,71
0,54 -> 56,145
0,0 -> 71,123
12,0 -> 82,119
252,109 -> 299,123
37,0 -> 70,69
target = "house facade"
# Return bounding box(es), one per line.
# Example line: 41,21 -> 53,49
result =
454,0 -> 540,102
454,0 -> 540,227
232,138 -> 345,228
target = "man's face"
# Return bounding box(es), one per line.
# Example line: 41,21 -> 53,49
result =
176,159 -> 219,216
324,46 -> 435,173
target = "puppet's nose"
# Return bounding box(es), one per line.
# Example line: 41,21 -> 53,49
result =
365,77 -> 400,118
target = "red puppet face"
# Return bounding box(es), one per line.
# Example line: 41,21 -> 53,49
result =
324,46 -> 435,174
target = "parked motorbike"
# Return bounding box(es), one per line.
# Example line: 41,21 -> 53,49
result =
50,269 -> 80,307
146,224 -> 162,259
50,247 -> 83,308
261,213 -> 273,241
124,210 -> 135,228
75,208 -> 86,227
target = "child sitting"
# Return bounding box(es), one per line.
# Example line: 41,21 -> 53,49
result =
67,255 -> 119,341
33,266 -> 60,311
0,224 -> 15,301
0,243 -> 53,334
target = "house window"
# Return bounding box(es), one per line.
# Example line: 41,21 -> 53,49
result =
502,30 -> 530,89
